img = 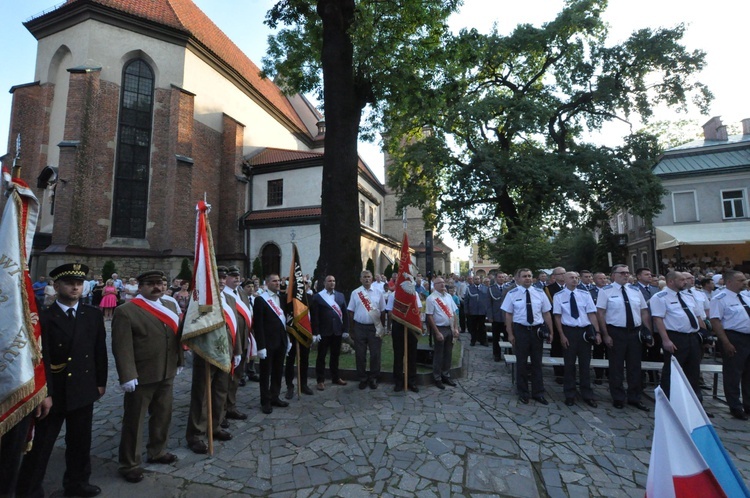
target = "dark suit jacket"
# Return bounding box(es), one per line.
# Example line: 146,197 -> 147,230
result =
310,290 -> 348,337
41,302 -> 107,412
111,299 -> 183,385
632,283 -> 659,303
253,292 -> 289,352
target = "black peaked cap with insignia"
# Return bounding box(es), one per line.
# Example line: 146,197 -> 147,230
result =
50,263 -> 89,281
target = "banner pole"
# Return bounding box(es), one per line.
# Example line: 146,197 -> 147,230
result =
206,365 -> 214,455
296,341 -> 301,399
403,326 -> 408,392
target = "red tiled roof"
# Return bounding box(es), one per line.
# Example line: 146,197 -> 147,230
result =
248,148 -> 323,166
59,0 -> 309,135
245,207 -> 321,222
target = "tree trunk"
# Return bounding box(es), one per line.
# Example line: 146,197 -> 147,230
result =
316,0 -> 364,297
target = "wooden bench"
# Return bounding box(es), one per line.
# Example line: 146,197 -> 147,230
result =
503,355 -> 724,399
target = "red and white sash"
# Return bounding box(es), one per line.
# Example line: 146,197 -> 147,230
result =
320,291 -> 343,322
132,296 -> 180,334
435,294 -> 454,319
263,292 -> 286,326
225,288 -> 252,330
221,293 -> 237,346
357,288 -> 384,336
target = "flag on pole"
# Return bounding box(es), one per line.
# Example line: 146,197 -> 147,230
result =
646,387 -> 727,498
181,200 -> 230,373
669,357 -> 750,497
286,243 -> 312,348
0,171 -> 46,437
391,232 -> 422,338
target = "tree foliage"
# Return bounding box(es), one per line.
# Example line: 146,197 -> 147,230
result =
384,0 -> 712,250
177,258 -> 193,282
252,257 -> 263,279
102,260 -> 117,282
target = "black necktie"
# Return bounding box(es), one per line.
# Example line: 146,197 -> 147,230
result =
525,289 -> 533,325
66,308 -> 75,320
570,292 -> 579,319
676,291 -> 698,330
642,285 -> 651,299
738,294 -> 750,320
621,286 -> 635,329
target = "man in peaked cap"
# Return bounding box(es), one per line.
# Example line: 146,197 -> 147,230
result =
111,269 -> 183,483
17,263 -> 107,498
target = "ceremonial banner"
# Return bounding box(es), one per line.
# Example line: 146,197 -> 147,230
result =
286,243 -> 312,348
669,357 -> 750,497
646,387 -> 726,498
181,200 -> 230,373
391,232 -> 422,338
0,170 -> 45,437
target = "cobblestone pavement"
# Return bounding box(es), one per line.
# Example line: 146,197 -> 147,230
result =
38,330 -> 750,497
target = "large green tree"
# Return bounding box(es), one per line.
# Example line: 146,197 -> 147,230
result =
384,0 -> 712,254
263,0 -> 460,294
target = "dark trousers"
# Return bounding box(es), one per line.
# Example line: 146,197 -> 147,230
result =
316,335 -> 343,383
392,321 -> 418,388
17,403 -> 94,497
468,314 -> 486,345
259,345 -> 285,407
722,330 -> 750,411
550,328 -> 564,379
562,326 -> 594,400
491,321 -> 505,359
226,354 -> 246,413
432,326 -> 454,381
353,322 -> 381,382
459,302 -> 466,332
186,356 -> 229,442
513,323 -> 545,398
660,331 -> 703,402
3,414 -> 32,497
607,325 -> 642,403
119,377 -> 174,473
285,335 -> 310,388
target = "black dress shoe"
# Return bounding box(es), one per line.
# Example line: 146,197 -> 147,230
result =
584,399 -> 598,408
285,387 -> 295,399
220,418 -> 229,429
730,408 -> 749,420
408,385 -> 419,393
565,398 -> 575,406
533,396 -> 548,405
213,430 -> 232,441
64,483 -> 101,497
121,468 -> 144,483
188,439 -> 208,454
394,385 -> 404,392
261,404 -> 272,414
247,373 -> 260,382
744,406 -> 750,415
238,378 -> 246,387
594,379 -> 603,385
628,401 -> 649,412
147,453 -> 178,464
442,378 -> 457,387
301,385 -> 314,395
613,401 -> 624,409
271,398 -> 289,407
435,380 -> 445,390
226,410 -> 247,420
368,380 -> 378,390
518,396 -> 529,404
359,381 -> 368,390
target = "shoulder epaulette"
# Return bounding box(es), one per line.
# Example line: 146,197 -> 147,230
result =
715,292 -> 727,300
655,291 -> 668,298
602,284 -> 613,290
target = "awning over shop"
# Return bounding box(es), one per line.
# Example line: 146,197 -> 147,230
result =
655,221 -> 750,250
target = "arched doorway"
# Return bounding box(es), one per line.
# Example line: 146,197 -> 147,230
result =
261,243 -> 281,278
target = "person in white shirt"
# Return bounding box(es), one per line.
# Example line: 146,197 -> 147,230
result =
425,277 -> 459,390
347,270 -> 386,390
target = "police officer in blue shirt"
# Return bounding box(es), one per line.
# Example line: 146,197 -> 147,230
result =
465,275 -> 489,346
502,268 -> 554,405
487,273 -> 507,361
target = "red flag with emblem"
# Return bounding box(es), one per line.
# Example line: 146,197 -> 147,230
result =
392,232 -> 422,338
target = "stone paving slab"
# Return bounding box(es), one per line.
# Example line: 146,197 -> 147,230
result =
34,329 -> 750,497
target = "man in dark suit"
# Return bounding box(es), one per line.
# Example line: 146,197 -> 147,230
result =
487,273 -> 507,362
111,270 -> 183,484
17,263 -> 107,498
253,274 -> 291,414
544,267 -> 566,382
310,275 -> 349,391
631,267 -> 661,382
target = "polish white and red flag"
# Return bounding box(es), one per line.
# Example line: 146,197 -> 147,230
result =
645,386 -> 727,497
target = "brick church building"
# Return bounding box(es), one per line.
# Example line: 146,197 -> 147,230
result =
2,0 -> 411,280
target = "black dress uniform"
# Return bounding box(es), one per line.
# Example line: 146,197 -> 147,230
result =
17,264 -> 107,498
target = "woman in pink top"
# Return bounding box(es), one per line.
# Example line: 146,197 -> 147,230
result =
100,278 -> 118,320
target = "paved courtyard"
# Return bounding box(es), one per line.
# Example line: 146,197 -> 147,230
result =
38,330 -> 750,497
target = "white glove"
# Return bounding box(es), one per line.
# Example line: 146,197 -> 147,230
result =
233,355 -> 241,368
286,342 -> 292,354
177,367 -> 184,376
313,335 -> 321,344
257,348 -> 267,360
342,333 -> 350,339
120,379 -> 138,393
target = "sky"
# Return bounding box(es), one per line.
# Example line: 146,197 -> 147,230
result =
1,0 -> 748,260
